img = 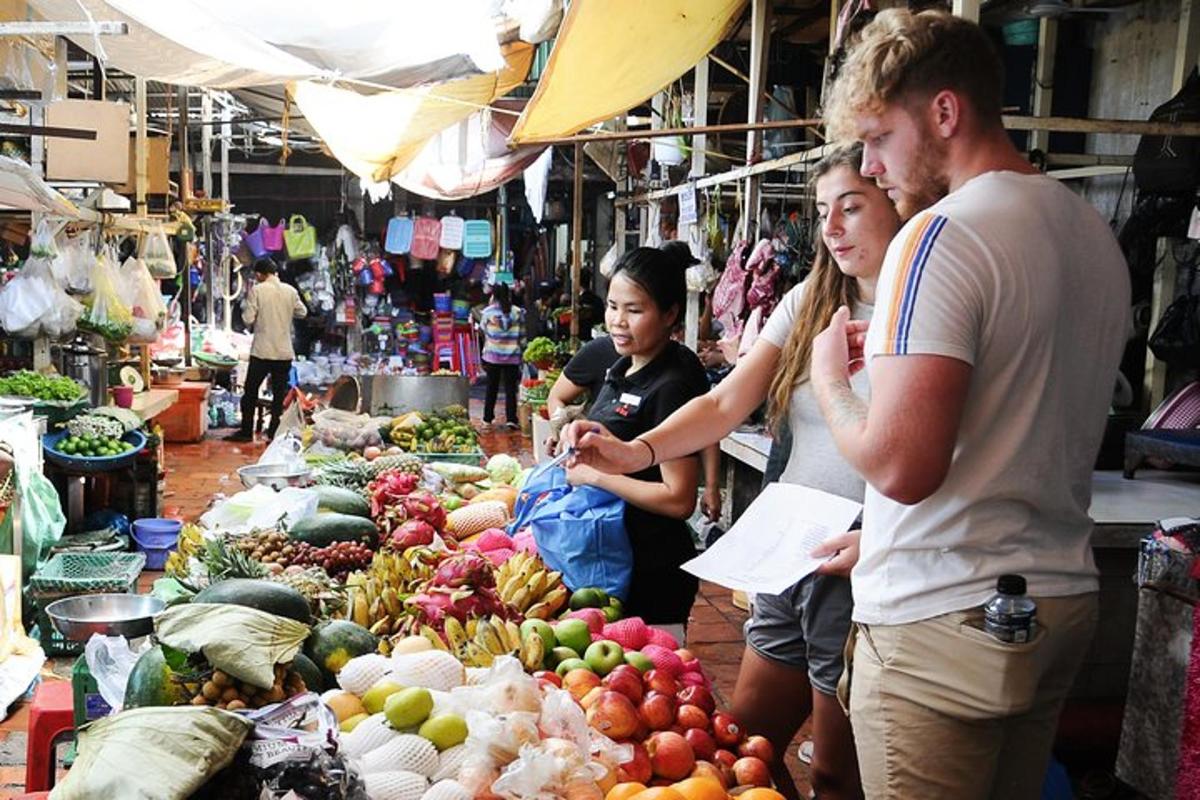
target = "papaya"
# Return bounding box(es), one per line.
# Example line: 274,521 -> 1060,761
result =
192,578 -> 312,624
289,513 -> 378,549
124,645 -> 192,708
313,485 -> 371,518
304,619 -> 378,685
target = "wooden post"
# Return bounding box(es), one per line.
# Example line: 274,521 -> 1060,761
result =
220,105 -> 231,202
52,37 -> 67,100
952,0 -> 981,21
570,142 -> 583,346
135,77 -> 148,216
691,58 -> 710,179
200,89 -> 213,198
1030,18 -> 1058,154
742,0 -> 770,240
178,85 -> 192,201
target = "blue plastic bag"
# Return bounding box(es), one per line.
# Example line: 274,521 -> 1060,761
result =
510,462 -> 633,601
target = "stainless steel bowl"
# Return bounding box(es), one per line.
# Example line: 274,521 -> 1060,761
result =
237,463 -> 314,490
45,593 -> 166,641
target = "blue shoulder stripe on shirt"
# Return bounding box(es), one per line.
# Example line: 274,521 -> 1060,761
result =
893,214 -> 947,354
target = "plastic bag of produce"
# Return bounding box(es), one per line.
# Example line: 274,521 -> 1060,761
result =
312,408 -> 387,451
119,256 -> 167,343
0,254 -> 83,338
84,633 -> 149,715
199,484 -> 318,535
61,234 -> 94,294
139,220 -> 177,279
0,413 -> 64,576
154,603 -> 311,689
47,706 -> 253,800
79,250 -> 134,342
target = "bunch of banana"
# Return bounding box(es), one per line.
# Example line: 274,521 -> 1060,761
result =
165,523 -> 206,579
343,550 -> 436,637
495,551 -> 570,620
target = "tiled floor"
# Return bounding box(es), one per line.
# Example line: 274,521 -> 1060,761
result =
0,421 -> 814,799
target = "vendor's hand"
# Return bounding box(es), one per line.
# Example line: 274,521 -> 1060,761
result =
811,306 -> 870,386
702,485 -> 722,522
544,435 -> 559,458
812,529 -> 861,577
560,421 -> 647,475
565,462 -> 604,488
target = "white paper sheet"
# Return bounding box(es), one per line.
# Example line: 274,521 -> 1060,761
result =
681,483 -> 863,594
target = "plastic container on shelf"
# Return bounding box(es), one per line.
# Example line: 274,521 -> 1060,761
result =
131,518 -> 182,570
433,292 -> 453,313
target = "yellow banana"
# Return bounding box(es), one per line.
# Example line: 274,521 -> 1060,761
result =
369,617 -> 391,637
463,642 -> 495,667
542,584 -> 569,614
525,570 -> 548,601
503,619 -> 523,652
476,620 -> 507,655
420,625 -> 449,651
383,587 -> 402,618
524,601 -> 551,620
509,587 -> 532,612
466,618 -> 479,639
352,591 -> 370,628
545,571 -> 562,590
520,632 -> 545,671
443,617 -> 469,654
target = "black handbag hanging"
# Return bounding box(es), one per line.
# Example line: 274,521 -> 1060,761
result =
1149,262 -> 1200,368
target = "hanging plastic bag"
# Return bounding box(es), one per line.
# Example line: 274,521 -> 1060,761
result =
49,706 -> 253,800
261,218 -> 286,253
120,256 -> 167,343
61,234 -> 94,295
0,442 -> 65,577
199,484 -> 319,535
0,256 -> 71,337
284,214 -> 318,260
79,251 -> 134,342
139,221 -> 177,279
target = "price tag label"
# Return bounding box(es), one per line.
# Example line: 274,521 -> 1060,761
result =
678,183 -> 698,226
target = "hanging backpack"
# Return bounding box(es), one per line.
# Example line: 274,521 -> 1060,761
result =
283,215 -> 317,261
462,219 -> 493,259
1149,263 -> 1200,368
439,215 -> 465,250
411,217 -> 442,260
385,217 -> 413,255
262,219 -> 286,253
1134,67 -> 1200,195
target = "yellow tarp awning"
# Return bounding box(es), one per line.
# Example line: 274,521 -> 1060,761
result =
509,0 -> 747,144
291,43 -> 533,183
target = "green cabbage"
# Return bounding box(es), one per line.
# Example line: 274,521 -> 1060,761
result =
486,453 -> 522,486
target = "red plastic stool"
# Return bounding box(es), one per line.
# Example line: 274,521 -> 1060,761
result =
24,681 -> 74,792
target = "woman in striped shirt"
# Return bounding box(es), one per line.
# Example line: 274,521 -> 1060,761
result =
480,283 -> 526,430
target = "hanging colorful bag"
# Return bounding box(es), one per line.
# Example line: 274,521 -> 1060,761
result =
261,219 -> 286,253
410,216 -> 441,260
439,215 -> 465,250
241,224 -> 268,260
385,216 -> 413,255
462,219 -> 493,259
283,214 -> 317,261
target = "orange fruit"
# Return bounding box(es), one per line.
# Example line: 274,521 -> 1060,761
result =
631,789 -> 687,800
607,784 -> 649,800
671,776 -> 728,800
738,790 -> 786,800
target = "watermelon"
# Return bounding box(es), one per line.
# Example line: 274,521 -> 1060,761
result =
314,485 -> 371,518
304,620 -> 378,685
123,645 -> 192,708
290,651 -> 325,693
192,578 -> 312,624
289,512 -> 378,548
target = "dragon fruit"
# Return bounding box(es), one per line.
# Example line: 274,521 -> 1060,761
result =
482,547 -> 514,567
473,528 -> 514,553
565,608 -> 606,636
431,551 -> 496,590
390,519 -> 436,550
368,469 -> 420,516
404,585 -> 512,625
402,489 -> 447,530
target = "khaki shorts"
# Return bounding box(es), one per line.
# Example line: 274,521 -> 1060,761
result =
837,593 -> 1098,800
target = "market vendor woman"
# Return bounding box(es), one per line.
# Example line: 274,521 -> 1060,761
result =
562,244 -> 708,632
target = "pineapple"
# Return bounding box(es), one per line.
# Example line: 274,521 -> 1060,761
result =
368,454 -> 424,479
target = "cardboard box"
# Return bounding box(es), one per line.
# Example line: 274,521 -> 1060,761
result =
117,135 -> 170,195
45,100 -> 130,184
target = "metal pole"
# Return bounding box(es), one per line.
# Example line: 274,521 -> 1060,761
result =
200,89 -> 213,197
220,106 -> 231,202
570,141 -> 583,346
135,77 -> 147,216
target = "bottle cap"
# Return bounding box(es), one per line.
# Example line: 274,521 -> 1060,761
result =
997,574 -> 1027,595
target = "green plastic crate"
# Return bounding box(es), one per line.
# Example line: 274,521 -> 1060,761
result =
28,552 -> 146,656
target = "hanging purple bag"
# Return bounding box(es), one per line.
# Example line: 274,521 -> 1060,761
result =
261,219 -> 286,252
242,222 -> 269,259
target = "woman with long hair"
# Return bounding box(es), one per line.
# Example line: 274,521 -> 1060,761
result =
562,143 -> 911,799
480,283 -> 525,430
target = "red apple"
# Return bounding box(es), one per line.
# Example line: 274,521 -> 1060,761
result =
683,728 -> 717,762
638,690 -> 676,731
646,731 -> 696,781
643,669 -> 679,697
676,703 -> 709,731
680,659 -> 702,675
674,648 -> 696,662
608,664 -> 643,683
586,691 -> 640,739
738,735 -> 775,764
715,762 -> 736,789
632,721 -> 650,742
712,749 -> 737,769
602,670 -> 645,705
732,756 -> 771,787
691,760 -> 728,788
563,668 -> 602,701
533,670 -> 562,688
580,686 -> 605,710
711,711 -> 744,747
617,741 -> 652,784
675,685 -> 715,715
678,671 -> 707,688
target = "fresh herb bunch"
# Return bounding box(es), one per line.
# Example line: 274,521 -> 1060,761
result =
66,414 -> 124,439
0,370 -> 84,401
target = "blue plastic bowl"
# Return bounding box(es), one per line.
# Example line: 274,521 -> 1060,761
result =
43,429 -> 147,474
131,518 -> 182,570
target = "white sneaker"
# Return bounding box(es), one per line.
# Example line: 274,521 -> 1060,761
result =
798,739 -> 814,764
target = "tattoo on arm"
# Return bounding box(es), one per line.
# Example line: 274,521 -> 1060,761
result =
825,381 -> 868,430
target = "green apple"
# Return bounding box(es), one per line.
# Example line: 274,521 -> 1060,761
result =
602,605 -> 621,623
555,657 -> 591,677
384,686 -> 433,730
361,680 -> 405,715
584,639 -> 625,676
554,618 -> 592,655
569,587 -> 609,611
520,618 -> 556,653
623,650 -> 653,673
339,712 -> 369,732
546,646 -> 580,670
418,713 -> 468,750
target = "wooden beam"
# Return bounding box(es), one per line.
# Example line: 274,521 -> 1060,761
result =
0,21 -> 128,36
1002,113 -> 1200,136
953,0 -> 981,22
1030,18 -> 1058,153
1045,165 -> 1128,180
1046,152 -> 1133,166
743,0 -> 771,239
0,123 -> 95,140
691,57 -> 710,178
135,77 -> 147,216
571,141 -> 583,345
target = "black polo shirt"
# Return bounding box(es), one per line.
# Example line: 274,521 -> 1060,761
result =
562,336 -> 619,403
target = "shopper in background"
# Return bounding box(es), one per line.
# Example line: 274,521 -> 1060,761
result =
561,144 -> 906,799
806,10 -> 1131,797
480,283 -> 526,431
228,259 -> 307,442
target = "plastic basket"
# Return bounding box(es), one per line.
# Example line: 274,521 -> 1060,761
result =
131,519 -> 182,570
42,429 -> 147,474
28,552 -> 146,655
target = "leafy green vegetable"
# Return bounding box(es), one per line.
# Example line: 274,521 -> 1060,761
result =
524,336 -> 557,364
0,370 -> 84,401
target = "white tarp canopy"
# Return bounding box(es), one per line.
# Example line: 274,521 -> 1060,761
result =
26,0 -> 506,88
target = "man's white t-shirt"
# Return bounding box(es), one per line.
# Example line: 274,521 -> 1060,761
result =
854,171 -> 1131,626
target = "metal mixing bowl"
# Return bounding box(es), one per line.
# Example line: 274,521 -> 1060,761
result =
237,463 -> 314,490
45,593 -> 166,641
